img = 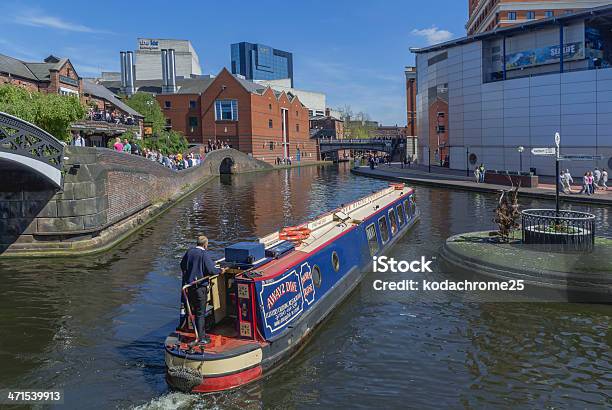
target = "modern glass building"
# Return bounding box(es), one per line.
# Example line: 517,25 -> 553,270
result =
412,4 -> 612,176
231,42 -> 294,87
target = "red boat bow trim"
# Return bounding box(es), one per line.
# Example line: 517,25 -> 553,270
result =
191,366 -> 263,393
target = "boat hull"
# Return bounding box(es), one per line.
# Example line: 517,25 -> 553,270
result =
165,207 -> 420,393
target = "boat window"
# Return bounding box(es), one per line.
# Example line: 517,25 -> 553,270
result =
331,251 -> 340,272
366,223 -> 379,256
406,199 -> 413,218
379,216 -> 389,243
389,209 -> 398,235
312,265 -> 322,287
396,204 -> 405,226
409,197 -> 416,217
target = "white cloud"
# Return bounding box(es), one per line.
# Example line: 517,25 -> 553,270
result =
411,26 -> 453,45
15,13 -> 108,33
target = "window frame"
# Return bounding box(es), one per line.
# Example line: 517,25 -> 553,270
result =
396,204 -> 406,226
378,216 -> 390,244
214,99 -> 238,121
366,223 -> 379,256
269,119 -> 273,128
507,11 -> 517,20
388,208 -> 399,236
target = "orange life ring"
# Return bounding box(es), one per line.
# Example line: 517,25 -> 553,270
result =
280,226 -> 311,235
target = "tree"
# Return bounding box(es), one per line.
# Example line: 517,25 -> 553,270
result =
336,105 -> 376,139
123,92 -> 165,135
0,84 -> 85,143
141,130 -> 188,155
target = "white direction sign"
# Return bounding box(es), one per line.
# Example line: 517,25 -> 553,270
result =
554,132 -> 560,148
559,155 -> 603,161
531,147 -> 556,156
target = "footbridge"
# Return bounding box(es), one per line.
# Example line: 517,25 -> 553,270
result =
0,112 -> 65,188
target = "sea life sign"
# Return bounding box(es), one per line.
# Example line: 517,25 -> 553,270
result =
258,270 -> 304,337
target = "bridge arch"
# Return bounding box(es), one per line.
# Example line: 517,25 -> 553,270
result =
0,112 -> 65,188
219,157 -> 234,174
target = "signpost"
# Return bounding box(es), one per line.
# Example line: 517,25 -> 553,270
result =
530,132 -> 602,216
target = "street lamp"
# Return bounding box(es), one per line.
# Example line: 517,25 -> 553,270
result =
517,146 -> 524,173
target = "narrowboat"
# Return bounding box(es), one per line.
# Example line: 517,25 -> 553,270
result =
165,183 -> 419,393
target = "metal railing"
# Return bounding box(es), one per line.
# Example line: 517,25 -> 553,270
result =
521,209 -> 595,252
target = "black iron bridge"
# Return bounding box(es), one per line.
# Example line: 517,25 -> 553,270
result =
319,137 -> 406,160
0,112 -> 65,188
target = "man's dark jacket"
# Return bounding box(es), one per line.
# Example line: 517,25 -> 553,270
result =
180,247 -> 220,286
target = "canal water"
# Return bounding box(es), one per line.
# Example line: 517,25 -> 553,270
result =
0,164 -> 610,409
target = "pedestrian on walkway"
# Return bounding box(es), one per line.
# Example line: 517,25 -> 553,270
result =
474,166 -> 481,183
594,167 -> 601,190
588,171 -> 595,195
564,169 -> 573,193
602,169 -> 609,190
559,170 -> 569,194
579,172 -> 590,195
478,164 -> 486,183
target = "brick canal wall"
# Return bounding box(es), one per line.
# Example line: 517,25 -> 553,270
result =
0,147 -> 271,256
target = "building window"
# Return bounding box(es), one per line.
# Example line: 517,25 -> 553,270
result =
164,101 -> 171,108
527,11 -> 535,19
268,119 -> 273,128
295,110 -> 299,117
269,103 -> 272,110
545,10 -> 554,18
189,100 -> 197,109
507,11 -> 516,20
296,124 -> 300,132
269,141 -> 274,150
215,99 -> 238,121
165,118 -> 172,127
188,117 -> 198,128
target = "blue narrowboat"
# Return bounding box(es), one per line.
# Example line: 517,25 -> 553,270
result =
165,183 -> 419,392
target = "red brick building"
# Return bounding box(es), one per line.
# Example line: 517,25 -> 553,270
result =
154,68 -> 318,164
0,54 -> 81,96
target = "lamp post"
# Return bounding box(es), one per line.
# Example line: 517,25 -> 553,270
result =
466,146 -> 469,176
517,146 -> 524,173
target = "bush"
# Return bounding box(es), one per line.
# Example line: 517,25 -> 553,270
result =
0,84 -> 86,143
141,130 -> 188,155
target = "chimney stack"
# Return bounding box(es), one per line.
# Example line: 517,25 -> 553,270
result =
161,49 -> 177,93
120,51 -> 127,89
125,51 -> 135,96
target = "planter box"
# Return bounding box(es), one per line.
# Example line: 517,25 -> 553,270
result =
484,173 -> 538,187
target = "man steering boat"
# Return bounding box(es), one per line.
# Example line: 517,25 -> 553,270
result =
180,235 -> 225,346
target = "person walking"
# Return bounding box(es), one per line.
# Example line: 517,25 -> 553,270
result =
122,138 -> 131,154
72,132 -> 85,147
564,169 -> 574,193
601,169 -> 609,190
579,172 -> 590,195
588,171 -> 595,195
594,167 -> 601,190
478,164 -> 486,183
559,170 -> 568,194
474,166 -> 481,183
180,236 -> 224,346
113,137 -> 123,152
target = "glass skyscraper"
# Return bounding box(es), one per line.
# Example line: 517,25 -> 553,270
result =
230,42 -> 294,87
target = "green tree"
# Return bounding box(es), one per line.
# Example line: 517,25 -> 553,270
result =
123,92 -> 165,135
0,84 -> 85,142
141,130 -> 188,155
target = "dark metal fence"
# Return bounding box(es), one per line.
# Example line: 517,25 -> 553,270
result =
521,209 -> 596,252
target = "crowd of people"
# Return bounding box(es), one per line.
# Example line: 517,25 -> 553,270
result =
111,137 -> 202,170
204,139 -> 230,153
88,108 -> 136,125
561,168 -> 608,195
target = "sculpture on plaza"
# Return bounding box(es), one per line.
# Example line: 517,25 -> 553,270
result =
492,179 -> 521,242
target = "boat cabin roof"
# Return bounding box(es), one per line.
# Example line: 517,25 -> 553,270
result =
243,185 -> 413,281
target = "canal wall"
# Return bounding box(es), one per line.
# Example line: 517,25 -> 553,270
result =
0,147 -> 272,257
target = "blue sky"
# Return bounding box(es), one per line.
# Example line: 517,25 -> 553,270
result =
0,0 -> 467,125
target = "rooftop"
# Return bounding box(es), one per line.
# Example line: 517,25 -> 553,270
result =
0,54 -> 72,81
